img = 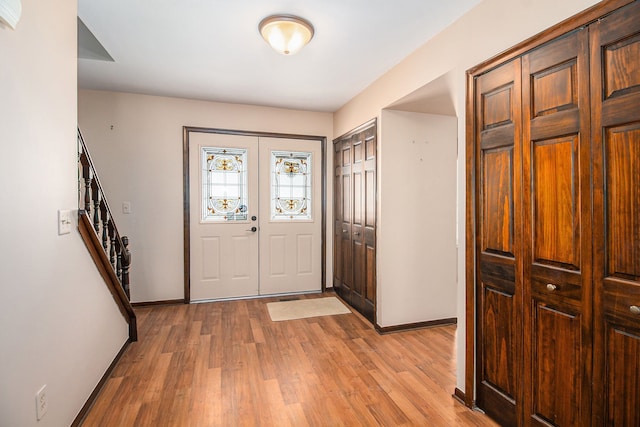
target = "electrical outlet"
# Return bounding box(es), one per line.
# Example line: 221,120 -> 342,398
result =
36,385 -> 48,420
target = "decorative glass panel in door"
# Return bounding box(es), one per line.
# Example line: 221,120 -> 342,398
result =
202,147 -> 248,222
271,151 -> 312,220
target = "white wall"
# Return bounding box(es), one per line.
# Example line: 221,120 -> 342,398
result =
78,90 -> 334,303
0,1 -> 129,426
333,0 -> 600,394
378,111 -> 457,326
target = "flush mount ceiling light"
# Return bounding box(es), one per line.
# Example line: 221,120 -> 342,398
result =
259,14 -> 314,55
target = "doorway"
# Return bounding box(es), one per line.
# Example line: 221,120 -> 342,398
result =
183,127 -> 326,301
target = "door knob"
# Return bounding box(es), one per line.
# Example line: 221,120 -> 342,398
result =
630,305 -> 640,315
546,283 -> 557,291
354,231 -> 360,236
246,226 -> 257,232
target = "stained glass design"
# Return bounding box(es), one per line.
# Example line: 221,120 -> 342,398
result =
271,151 -> 312,220
201,147 -> 248,222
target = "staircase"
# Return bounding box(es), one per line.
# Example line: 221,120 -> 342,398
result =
77,129 -> 137,341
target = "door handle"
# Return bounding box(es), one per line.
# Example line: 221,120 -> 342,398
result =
354,231 -> 360,236
246,226 -> 257,232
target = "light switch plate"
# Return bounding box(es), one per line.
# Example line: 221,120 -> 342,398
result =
58,210 -> 71,235
122,201 -> 132,214
36,384 -> 48,420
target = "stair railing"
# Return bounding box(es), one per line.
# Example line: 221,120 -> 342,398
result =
77,129 -> 136,341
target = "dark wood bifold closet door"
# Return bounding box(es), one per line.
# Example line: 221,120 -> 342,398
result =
591,2 -> 640,425
334,137 -> 353,300
468,2 -> 639,426
521,29 -> 592,427
333,120 -> 377,323
474,59 -> 523,427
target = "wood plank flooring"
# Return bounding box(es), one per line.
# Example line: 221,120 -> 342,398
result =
81,293 -> 496,426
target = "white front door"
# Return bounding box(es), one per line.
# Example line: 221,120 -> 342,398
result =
258,137 -> 322,295
189,132 -> 259,300
189,131 -> 321,301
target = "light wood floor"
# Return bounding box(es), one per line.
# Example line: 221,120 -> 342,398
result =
81,292 -> 496,426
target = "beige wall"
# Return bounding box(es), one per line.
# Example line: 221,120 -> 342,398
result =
379,110 -> 457,326
78,90 -> 334,302
0,1 -> 129,426
334,0 -> 601,136
334,0 -> 600,393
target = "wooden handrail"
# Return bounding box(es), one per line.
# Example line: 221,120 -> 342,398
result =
77,129 -> 136,341
78,212 -> 137,340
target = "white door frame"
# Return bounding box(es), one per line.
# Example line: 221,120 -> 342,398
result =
182,126 -> 326,302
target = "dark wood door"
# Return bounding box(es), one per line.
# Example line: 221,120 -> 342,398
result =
469,2 -> 639,426
333,120 -> 377,323
474,59 -> 523,427
334,138 -> 353,300
591,2 -> 640,425
521,29 -> 592,427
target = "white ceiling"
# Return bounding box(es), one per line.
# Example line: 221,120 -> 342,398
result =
78,0 -> 480,113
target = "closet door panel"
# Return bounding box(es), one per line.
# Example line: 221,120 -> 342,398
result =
333,121 -> 377,323
482,147 -> 514,256
365,244 -> 376,310
481,278 -> 518,394
362,128 -> 377,319
591,2 -> 640,424
529,135 -> 584,304
352,142 -> 365,307
527,134 -> 586,425
531,136 -> 580,269
532,304 -> 582,427
479,143 -> 519,405
605,126 -> 640,278
340,143 -> 353,300
333,145 -> 343,288
605,325 -> 640,425
598,120 -> 640,427
522,28 -> 592,427
475,59 -> 522,427
352,236 -> 364,303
